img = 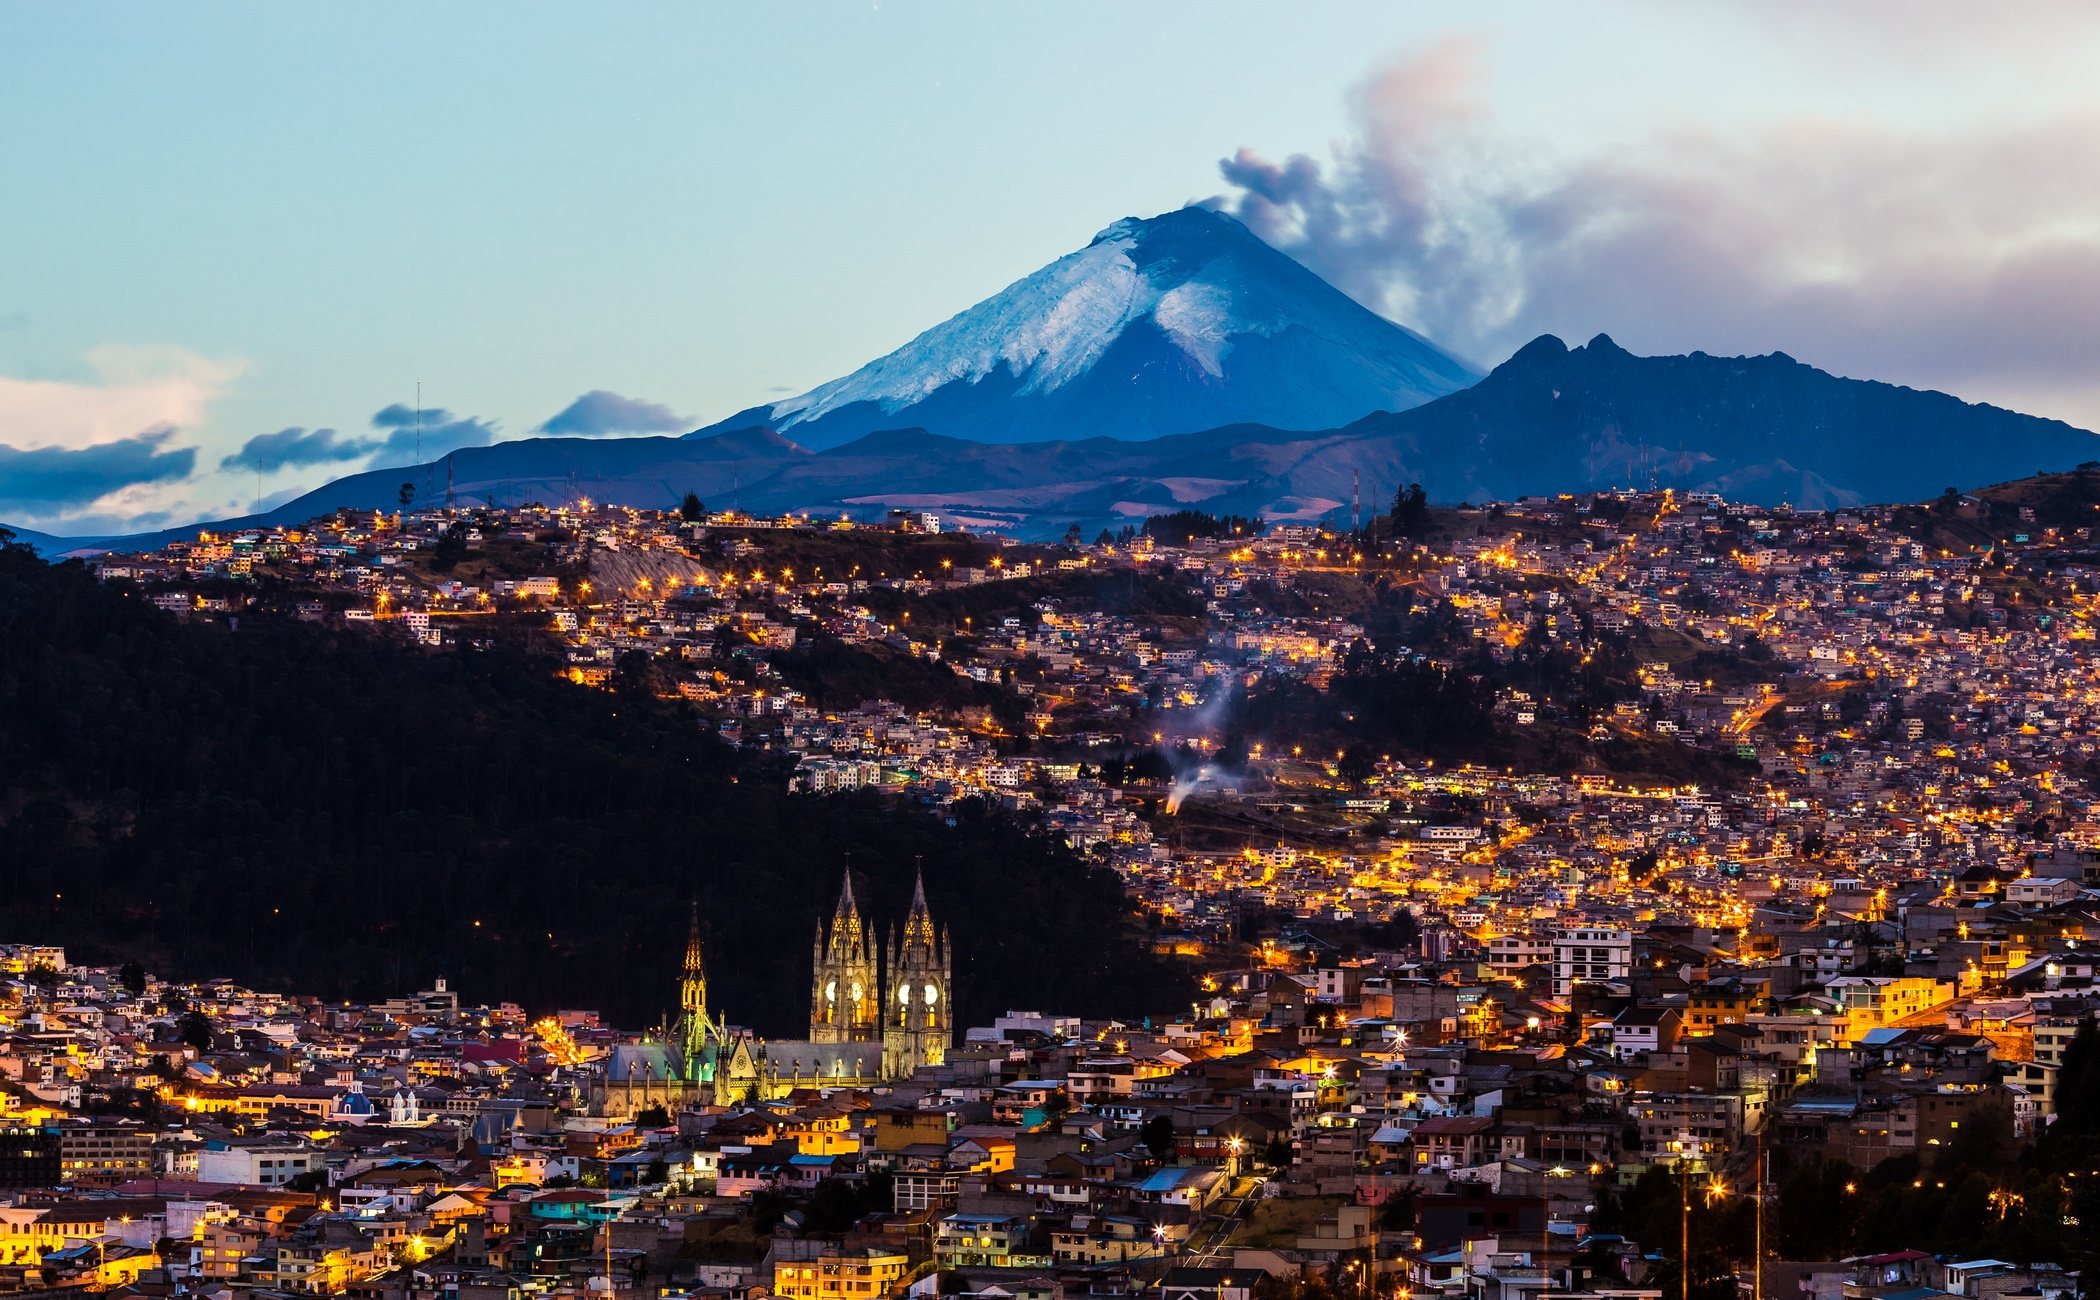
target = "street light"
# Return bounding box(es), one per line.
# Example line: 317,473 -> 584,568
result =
1679,1158 -> 1691,1300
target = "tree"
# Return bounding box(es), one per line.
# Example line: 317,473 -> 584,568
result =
430,525 -> 468,573
1376,1187 -> 1418,1232
634,1103 -> 670,1128
1140,1113 -> 1177,1161
612,649 -> 658,698
1389,483 -> 1429,537
399,482 -> 415,510
1773,1157 -> 1856,1260
1141,510 -> 1266,547
747,1189 -> 792,1234
680,493 -> 705,522
2051,1021 -> 2097,1131
1127,750 -> 1173,783
803,1177 -> 867,1233
118,961 -> 147,996
177,1010 -> 214,1052
1337,743 -> 1377,785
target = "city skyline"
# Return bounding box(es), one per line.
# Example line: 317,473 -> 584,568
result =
5,11 -> 2100,1296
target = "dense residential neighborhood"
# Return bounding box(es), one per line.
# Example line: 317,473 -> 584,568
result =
5,482 -> 2100,1300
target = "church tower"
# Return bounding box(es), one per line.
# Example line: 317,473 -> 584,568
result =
811,869 -> 879,1043
884,864 -> 952,1078
678,900 -> 715,1081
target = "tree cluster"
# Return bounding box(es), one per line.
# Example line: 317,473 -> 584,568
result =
1140,510 -> 1266,547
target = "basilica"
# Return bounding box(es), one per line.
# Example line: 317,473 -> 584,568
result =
593,868 -> 952,1116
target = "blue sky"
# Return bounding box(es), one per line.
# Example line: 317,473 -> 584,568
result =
6,2 -> 2100,532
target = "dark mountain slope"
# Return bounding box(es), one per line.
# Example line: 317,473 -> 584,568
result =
0,533 -> 1189,1030
1295,334 -> 2100,509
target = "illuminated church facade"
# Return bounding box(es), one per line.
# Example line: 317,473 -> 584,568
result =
593,869 -> 952,1116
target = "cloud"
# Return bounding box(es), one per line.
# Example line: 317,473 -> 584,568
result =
0,345 -> 244,450
366,403 -> 498,465
538,389 -> 690,437
44,506 -> 178,537
1210,39 -> 2100,425
0,427 -> 198,514
220,426 -> 378,473
1210,39 -> 1498,358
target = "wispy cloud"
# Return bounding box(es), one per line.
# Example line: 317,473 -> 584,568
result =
538,389 -> 690,437
220,426 -> 377,473
1209,37 -> 2100,425
0,426 -> 198,515
0,345 -> 243,450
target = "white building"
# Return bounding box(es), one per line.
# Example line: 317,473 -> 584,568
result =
1552,927 -> 1632,997
196,1142 -> 325,1187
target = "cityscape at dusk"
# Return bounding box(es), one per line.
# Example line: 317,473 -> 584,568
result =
0,9 -> 2097,1300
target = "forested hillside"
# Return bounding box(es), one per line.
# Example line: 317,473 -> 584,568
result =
0,532 -> 1190,1032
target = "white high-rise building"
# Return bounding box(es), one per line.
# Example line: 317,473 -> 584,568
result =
1552,927 -> 1632,996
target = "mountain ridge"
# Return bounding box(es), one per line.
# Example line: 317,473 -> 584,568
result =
13,333 -> 2098,551
16,332 -> 2093,553
1306,331 -> 2099,509
11,215 -> 2100,550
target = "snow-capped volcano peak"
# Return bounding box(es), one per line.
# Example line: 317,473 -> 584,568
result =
699,206 -> 1478,449
773,218 -> 1149,422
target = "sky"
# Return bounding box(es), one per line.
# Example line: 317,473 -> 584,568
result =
5,2 -> 2100,534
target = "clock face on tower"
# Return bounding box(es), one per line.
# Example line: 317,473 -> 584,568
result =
850,981 -> 864,1003
825,979 -> 837,1002
898,985 -> 911,1004
924,983 -> 939,1005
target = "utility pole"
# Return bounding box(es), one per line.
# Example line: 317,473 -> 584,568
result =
1754,1129 -> 1766,1300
